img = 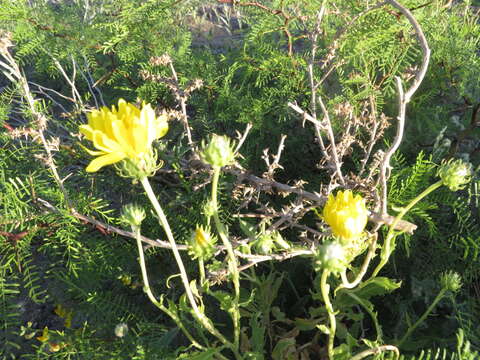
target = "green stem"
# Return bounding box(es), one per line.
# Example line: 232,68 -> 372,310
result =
140,177 -> 232,349
372,181 -> 443,278
211,167 -> 241,352
350,345 -> 399,360
320,270 -> 336,360
397,287 -> 447,347
346,292 -> 383,342
339,234 -> 377,290
132,226 -> 204,350
198,258 -> 206,285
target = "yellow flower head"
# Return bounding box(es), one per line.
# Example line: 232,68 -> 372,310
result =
322,190 -> 368,242
188,225 -> 216,260
80,99 -> 168,172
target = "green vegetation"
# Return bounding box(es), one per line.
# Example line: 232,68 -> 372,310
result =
0,0 -> 479,359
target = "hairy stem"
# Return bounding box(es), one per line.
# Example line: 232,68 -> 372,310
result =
132,226 -> 204,350
350,345 -> 399,360
397,287 -> 447,347
320,270 -> 336,360
140,177 -> 232,349
211,167 -> 241,353
339,234 -> 377,289
372,180 -> 443,277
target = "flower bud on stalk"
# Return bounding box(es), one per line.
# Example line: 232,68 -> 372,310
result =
188,226 -> 216,260
200,134 -> 236,168
121,203 -> 146,228
440,271 -> 462,293
437,159 -> 473,191
315,242 -> 347,273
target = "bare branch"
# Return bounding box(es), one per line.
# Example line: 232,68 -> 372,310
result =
378,0 -> 431,214
234,123 -> 253,154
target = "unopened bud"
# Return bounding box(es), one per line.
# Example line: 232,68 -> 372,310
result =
437,159 -> 472,191
440,271 -> 462,293
114,323 -> 129,338
200,134 -> 236,168
315,242 -> 347,273
121,203 -> 146,228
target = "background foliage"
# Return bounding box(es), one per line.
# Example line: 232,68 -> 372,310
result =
0,0 -> 479,359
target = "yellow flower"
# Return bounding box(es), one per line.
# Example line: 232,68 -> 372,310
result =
80,99 -> 168,172
188,226 -> 216,260
322,190 -> 368,242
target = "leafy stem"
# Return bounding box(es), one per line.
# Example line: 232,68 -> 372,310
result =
132,225 -> 204,350
211,167 -> 242,353
140,177 -> 233,350
372,180 -> 443,277
320,270 -> 336,360
397,287 -> 448,347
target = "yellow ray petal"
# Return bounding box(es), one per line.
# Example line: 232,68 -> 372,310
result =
79,125 -> 95,141
86,152 -> 125,172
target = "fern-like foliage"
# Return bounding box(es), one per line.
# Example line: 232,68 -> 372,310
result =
400,330 -> 479,360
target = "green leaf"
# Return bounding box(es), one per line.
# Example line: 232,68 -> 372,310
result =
249,312 -> 266,354
356,277 -> 402,298
210,290 -> 234,314
333,344 -> 351,360
271,338 -> 296,360
294,317 -> 320,331
239,218 -> 257,238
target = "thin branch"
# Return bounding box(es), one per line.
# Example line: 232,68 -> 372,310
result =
234,123 -> 252,154
378,0 -> 431,214
350,345 -> 399,360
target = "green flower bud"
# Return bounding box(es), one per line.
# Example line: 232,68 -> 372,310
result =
203,199 -> 216,218
437,159 -> 473,191
188,226 -> 216,260
440,271 -> 462,292
116,149 -> 162,180
121,203 -> 146,228
315,241 -> 347,273
114,323 -> 129,338
254,233 -> 275,254
200,134 -> 236,168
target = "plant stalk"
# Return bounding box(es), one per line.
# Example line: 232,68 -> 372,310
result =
397,287 -> 447,347
132,225 -> 204,350
140,177 -> 232,349
372,180 -> 443,277
211,167 -> 241,352
321,270 -> 336,360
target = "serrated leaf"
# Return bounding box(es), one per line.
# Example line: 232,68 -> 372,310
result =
210,290 -> 234,314
355,277 -> 402,298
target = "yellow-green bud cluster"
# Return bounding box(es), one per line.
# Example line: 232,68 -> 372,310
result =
121,203 -> 146,228
253,230 -> 289,254
437,159 -> 472,191
203,199 -> 217,218
439,271 -> 462,292
200,134 -> 236,168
